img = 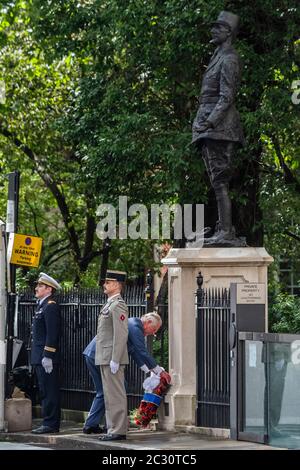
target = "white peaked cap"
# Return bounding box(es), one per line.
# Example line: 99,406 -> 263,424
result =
38,272 -> 61,290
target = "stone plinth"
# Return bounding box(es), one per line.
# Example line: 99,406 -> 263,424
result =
4,398 -> 32,432
159,247 -> 273,430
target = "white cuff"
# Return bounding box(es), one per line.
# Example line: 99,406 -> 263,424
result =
140,364 -> 150,373
152,365 -> 164,375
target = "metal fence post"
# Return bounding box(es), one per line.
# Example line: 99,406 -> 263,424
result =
196,271 -> 204,426
5,171 -> 20,399
144,270 -> 155,356
196,271 -> 231,428
196,271 -> 204,305
145,270 -> 154,313
0,220 -> 7,431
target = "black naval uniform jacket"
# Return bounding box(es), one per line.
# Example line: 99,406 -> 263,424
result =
192,44 -> 245,146
31,296 -> 60,365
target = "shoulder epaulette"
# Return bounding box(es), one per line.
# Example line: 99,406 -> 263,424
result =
110,296 -> 124,302
48,300 -> 56,304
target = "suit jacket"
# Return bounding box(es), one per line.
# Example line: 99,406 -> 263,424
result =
127,317 -> 157,369
192,44 -> 244,145
83,336 -> 96,359
30,296 -> 60,365
95,294 -> 129,366
84,317 -> 157,369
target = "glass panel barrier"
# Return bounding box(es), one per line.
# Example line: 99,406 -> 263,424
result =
242,340 -> 265,438
267,341 -> 300,448
239,338 -> 300,448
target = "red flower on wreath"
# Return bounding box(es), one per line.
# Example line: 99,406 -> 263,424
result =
134,371 -> 171,427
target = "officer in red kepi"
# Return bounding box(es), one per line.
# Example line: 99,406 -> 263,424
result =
95,270 -> 129,441
31,272 -> 61,434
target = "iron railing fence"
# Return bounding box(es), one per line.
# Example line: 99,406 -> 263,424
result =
196,273 -> 230,428
156,302 -> 168,370
17,286 -> 148,412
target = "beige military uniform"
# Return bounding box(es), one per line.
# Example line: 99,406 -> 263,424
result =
95,294 -> 129,435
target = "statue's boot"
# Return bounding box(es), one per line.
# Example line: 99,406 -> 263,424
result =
186,226 -> 212,247
204,228 -> 235,245
204,184 -> 235,245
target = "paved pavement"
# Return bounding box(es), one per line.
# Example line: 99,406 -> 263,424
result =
0,420 -> 285,451
0,441 -> 51,450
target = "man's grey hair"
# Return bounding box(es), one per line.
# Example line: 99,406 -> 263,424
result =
141,311 -> 162,328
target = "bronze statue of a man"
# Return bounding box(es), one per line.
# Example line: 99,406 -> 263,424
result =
192,11 -> 245,247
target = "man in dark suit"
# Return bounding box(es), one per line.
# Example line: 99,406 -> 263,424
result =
31,272 -> 61,434
82,311 -> 166,435
192,11 -> 245,246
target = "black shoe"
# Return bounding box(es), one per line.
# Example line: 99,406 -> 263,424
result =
32,425 -> 59,434
83,425 -> 106,434
99,433 -> 126,441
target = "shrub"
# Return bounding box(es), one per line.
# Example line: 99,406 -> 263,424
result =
269,292 -> 300,333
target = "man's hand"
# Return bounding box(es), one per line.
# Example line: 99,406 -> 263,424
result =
42,357 -> 53,374
194,121 -> 213,133
152,365 -> 164,376
143,373 -> 160,392
110,360 -> 119,374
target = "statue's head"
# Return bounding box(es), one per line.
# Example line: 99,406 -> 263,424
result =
210,11 -> 240,45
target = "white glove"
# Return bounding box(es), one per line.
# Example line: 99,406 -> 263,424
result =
140,364 -> 150,373
42,357 -> 53,374
110,360 -> 119,374
143,373 -> 161,392
152,365 -> 164,376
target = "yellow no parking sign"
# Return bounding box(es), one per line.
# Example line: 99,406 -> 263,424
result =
7,233 -> 43,267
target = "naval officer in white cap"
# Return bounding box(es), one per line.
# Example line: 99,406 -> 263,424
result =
31,272 -> 61,434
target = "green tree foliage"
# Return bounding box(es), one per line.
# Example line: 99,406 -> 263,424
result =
29,0 -> 300,246
269,292 -> 300,333
0,1 -> 177,284
30,0 -> 210,211
0,1 -> 106,283
1,1 -> 300,289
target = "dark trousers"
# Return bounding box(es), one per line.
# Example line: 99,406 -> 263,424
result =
201,139 -> 235,232
35,364 -> 61,430
84,356 -> 105,428
201,139 -> 235,188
